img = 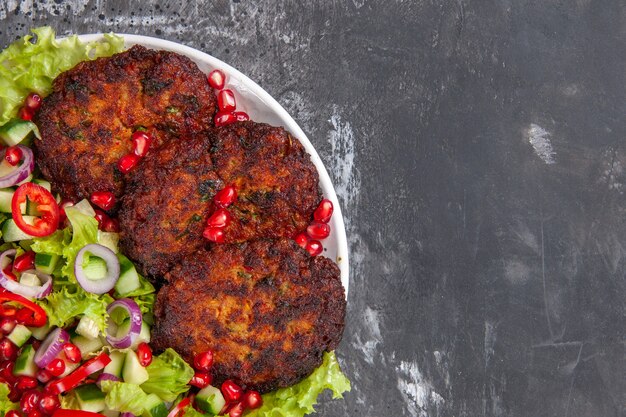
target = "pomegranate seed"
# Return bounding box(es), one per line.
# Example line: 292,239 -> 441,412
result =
31,340 -> 41,351
206,208 -> 231,228
18,107 -> 33,121
203,226 -> 225,243
314,199 -> 334,223
14,251 -> 35,272
16,376 -> 38,391
306,222 -> 331,240
221,380 -> 243,403
24,93 -> 42,111
6,410 -> 21,417
118,153 -> 141,174
217,90 -> 237,112
0,360 -> 15,380
208,69 -> 226,90
243,390 -> 263,409
0,318 -> 16,335
189,371 -> 212,388
103,218 -> 120,233
193,350 -> 214,372
28,410 -> 43,417
131,131 -> 152,157
214,185 -> 237,208
93,209 -> 110,230
137,342 -> 152,367
45,359 -> 65,377
233,111 -> 249,122
38,393 -> 60,414
20,389 -> 40,414
0,339 -> 17,361
214,111 -> 237,127
5,146 -> 22,166
305,240 -> 323,257
15,308 -> 34,325
294,232 -> 309,249
36,368 -> 52,384
229,402 -> 244,417
62,343 -> 81,363
90,191 -> 115,211
58,200 -> 74,224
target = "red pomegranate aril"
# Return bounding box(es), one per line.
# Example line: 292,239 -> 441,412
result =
190,371 -> 212,388
193,350 -> 214,372
15,308 -> 34,325
0,339 -> 17,361
62,343 -> 81,363
93,209 -> 109,229
294,232 -> 309,249
131,131 -> 152,157
214,111 -> 237,127
118,153 -> 141,174
207,208 -> 231,228
214,185 -> 237,208
203,226 -> 225,243
0,318 -> 16,335
305,240 -> 323,257
38,393 -> 60,414
24,93 -> 42,111
18,107 -> 34,121
36,368 -> 52,384
59,200 -> 74,224
5,146 -> 22,166
307,222 -> 331,240
14,251 -> 36,272
229,402 -> 244,417
20,389 -> 40,414
243,390 -> 263,409
16,376 -> 38,391
102,217 -> 120,233
217,89 -> 237,112
28,409 -> 43,417
221,379 -> 243,403
313,199 -> 334,223
5,410 -> 21,417
45,358 -> 65,377
90,191 -> 116,211
0,360 -> 15,380
233,111 -> 249,122
137,342 -> 152,367
208,69 -> 226,90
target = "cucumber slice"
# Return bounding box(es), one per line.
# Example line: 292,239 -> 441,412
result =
114,254 -> 141,296
115,320 -> 150,349
75,316 -> 101,340
19,271 -> 41,287
7,324 -> 32,347
122,350 -> 149,385
28,322 -> 51,340
143,393 -> 168,417
101,409 -> 121,417
0,189 -> 15,213
13,344 -> 37,377
71,334 -> 104,358
75,383 -> 106,413
81,255 -> 108,281
103,350 -> 125,378
32,179 -> 51,192
2,217 -> 37,242
35,253 -> 60,275
57,351 -> 80,377
0,119 -> 39,146
97,231 -> 119,254
196,385 -> 226,415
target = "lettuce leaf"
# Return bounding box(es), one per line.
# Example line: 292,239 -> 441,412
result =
100,380 -> 150,415
31,228 -> 71,257
245,352 -> 350,417
61,206 -> 99,281
0,26 -> 124,125
141,348 -> 194,402
0,382 -> 18,415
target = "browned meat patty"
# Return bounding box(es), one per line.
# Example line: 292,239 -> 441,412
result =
209,122 -> 321,243
118,132 -> 222,278
150,238 -> 346,393
33,45 -> 216,203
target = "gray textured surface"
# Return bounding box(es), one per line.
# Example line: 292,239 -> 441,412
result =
2,1 -> 626,416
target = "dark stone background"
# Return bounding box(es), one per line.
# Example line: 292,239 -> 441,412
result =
1,1 -> 625,416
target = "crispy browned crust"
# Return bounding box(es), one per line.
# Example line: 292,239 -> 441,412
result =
151,239 -> 346,393
209,122 -> 322,243
33,45 -> 216,203
118,132 -> 222,278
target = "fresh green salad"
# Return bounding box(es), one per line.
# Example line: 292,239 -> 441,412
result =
0,27 -> 349,417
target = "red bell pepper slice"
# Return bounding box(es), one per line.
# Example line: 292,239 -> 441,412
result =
52,410 -> 107,417
167,396 -> 192,417
0,289 -> 47,327
46,352 -> 111,395
12,182 -> 60,237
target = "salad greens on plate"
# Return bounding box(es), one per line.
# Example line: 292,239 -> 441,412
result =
0,27 -> 349,417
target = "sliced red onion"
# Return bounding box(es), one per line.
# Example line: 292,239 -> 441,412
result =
34,327 -> 70,368
0,250 -> 52,299
96,372 -> 120,388
120,413 -> 136,417
106,298 -> 142,349
74,243 -> 120,294
0,145 -> 34,188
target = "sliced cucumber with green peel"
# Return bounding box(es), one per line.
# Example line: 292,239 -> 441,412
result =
13,344 -> 37,377
75,316 -> 101,340
0,119 -> 40,146
142,393 -> 168,417
28,322 -> 51,340
81,255 -> 108,281
71,334 -> 104,358
122,349 -> 149,385
114,254 -> 141,296
32,179 -> 51,192
115,320 -> 150,349
103,350 -> 125,378
97,230 -> 119,253
7,324 -> 32,347
2,217 -> 37,242
35,252 -> 60,275
195,385 -> 226,415
75,383 -> 106,413
0,189 -> 15,213
19,271 -> 41,287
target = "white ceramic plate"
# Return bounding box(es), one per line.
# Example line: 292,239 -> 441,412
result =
76,34 -> 350,294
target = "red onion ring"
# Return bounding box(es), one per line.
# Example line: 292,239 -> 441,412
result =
106,298 -> 142,349
0,145 -> 34,188
0,250 -> 53,299
74,243 -> 120,294
96,372 -> 120,388
34,327 -> 70,368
